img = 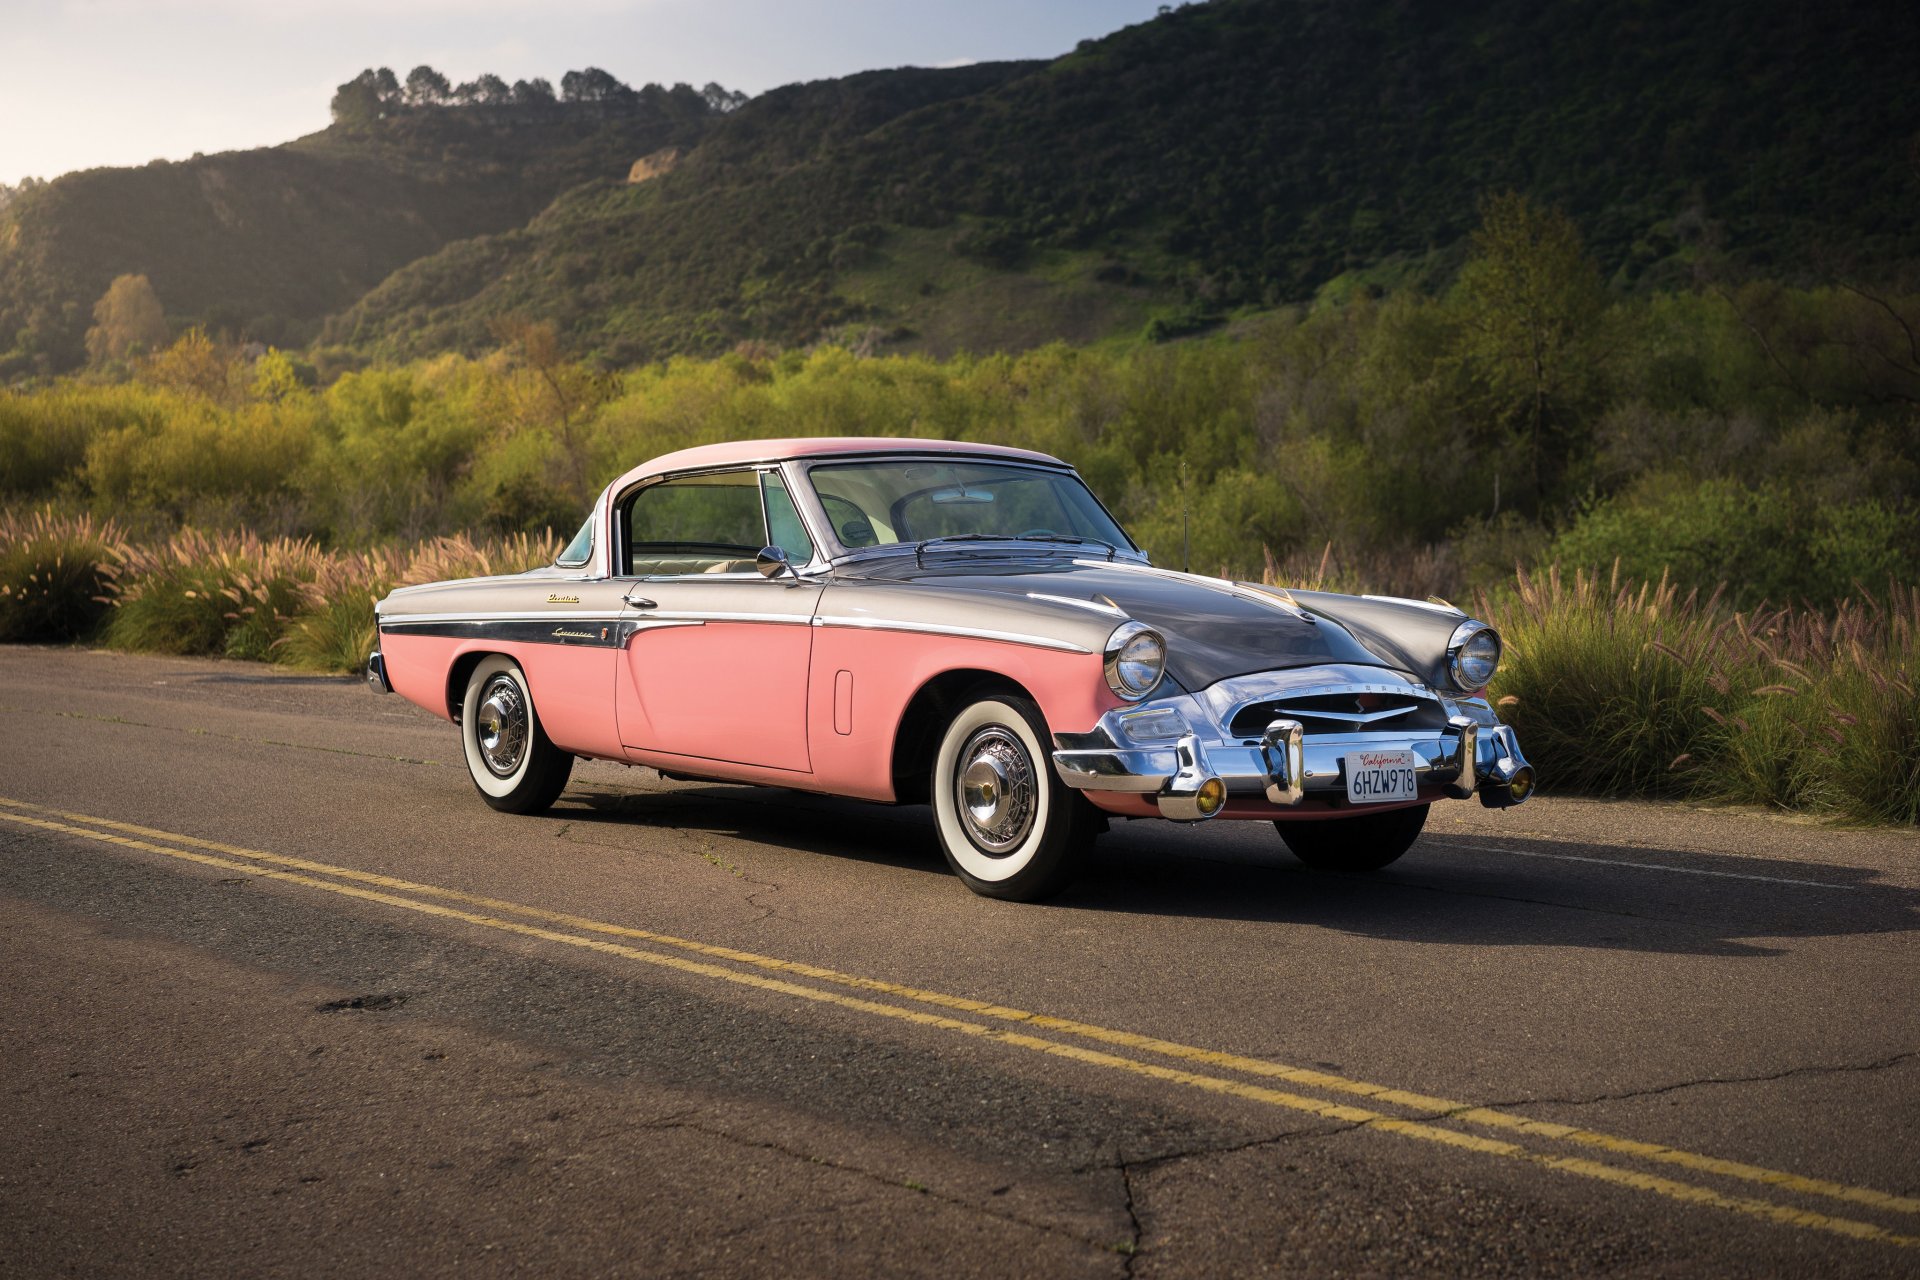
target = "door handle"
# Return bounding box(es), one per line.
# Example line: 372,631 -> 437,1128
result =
625,595 -> 657,609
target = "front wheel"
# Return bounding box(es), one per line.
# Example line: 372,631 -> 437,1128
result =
460,655 -> 573,814
931,693 -> 1095,901
1276,803 -> 1429,872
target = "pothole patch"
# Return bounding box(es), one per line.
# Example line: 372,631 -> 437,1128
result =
315,992 -> 408,1013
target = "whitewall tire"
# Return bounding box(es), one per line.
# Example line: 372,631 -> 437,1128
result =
460,654 -> 572,814
931,692 -> 1094,901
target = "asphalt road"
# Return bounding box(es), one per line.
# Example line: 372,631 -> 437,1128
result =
1,646 -> 1916,1278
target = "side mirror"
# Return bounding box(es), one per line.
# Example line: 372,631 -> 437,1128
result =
755,546 -> 793,579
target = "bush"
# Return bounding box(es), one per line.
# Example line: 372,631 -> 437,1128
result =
1549,474 -> 1919,609
100,530 -> 322,656
0,509 -> 124,642
1484,567 -> 1920,823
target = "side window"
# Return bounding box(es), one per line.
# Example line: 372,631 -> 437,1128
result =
555,513 -> 595,568
626,471 -> 766,575
761,471 -> 815,564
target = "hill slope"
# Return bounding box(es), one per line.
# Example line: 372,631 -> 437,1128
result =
0,97 -> 722,374
334,0 -> 1920,363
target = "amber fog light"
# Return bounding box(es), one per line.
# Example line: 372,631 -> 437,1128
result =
1507,766 -> 1536,803
1196,776 -> 1227,816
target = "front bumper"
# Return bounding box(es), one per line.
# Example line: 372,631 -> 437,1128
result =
1052,686 -> 1534,820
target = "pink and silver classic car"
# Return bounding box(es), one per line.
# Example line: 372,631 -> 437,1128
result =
368,438 -> 1534,900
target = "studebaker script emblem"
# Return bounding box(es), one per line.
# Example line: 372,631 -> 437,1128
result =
547,594 -> 580,604
551,626 -> 606,641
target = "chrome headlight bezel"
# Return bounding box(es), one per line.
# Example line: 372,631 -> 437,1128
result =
1104,620 -> 1166,701
1446,620 -> 1502,692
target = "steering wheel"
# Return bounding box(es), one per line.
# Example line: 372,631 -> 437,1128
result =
1018,528 -> 1059,538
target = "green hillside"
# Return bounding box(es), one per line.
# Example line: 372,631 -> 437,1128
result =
332,0 -> 1920,364
0,93 -> 723,376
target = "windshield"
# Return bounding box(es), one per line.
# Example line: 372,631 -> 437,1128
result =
806,459 -> 1137,553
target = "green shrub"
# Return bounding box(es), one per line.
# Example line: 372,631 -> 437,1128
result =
1549,474 -> 1919,609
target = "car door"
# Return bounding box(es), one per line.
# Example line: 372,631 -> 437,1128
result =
615,466 -> 823,773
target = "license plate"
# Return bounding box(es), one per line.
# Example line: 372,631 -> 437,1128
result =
1345,749 -> 1419,804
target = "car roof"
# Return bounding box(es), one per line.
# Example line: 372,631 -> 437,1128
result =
608,437 -> 1069,492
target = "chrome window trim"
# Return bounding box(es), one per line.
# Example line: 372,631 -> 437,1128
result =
811,614 -> 1092,654
611,462 -> 836,581
798,454 -> 1141,563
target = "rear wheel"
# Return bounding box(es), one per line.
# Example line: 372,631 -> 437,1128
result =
1276,803 -> 1429,872
460,655 -> 572,814
931,692 -> 1096,901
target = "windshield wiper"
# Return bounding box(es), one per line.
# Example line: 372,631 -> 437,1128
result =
913,533 -> 1010,566
914,531 -> 1121,566
1020,533 -> 1117,554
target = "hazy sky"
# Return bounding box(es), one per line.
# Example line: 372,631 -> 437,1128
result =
0,0 -> 1168,187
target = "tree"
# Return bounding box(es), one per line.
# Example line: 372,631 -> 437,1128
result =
457,73 -> 511,105
145,328 -> 235,402
560,67 -> 629,102
512,77 -> 556,106
700,82 -> 748,113
330,67 -> 402,125
404,65 -> 451,106
84,274 -> 168,364
1450,191 -> 1608,513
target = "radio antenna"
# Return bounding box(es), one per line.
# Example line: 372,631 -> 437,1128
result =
1181,460 -> 1190,573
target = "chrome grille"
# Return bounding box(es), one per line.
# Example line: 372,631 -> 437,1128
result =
1227,686 -> 1443,739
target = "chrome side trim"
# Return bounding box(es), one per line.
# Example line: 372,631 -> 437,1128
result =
382,610 -> 629,625
811,615 -> 1092,654
1026,592 -> 1128,617
1363,594 -> 1465,616
643,610 -> 813,626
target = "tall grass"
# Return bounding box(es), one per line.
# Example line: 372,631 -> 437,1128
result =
1,514 -> 560,677
0,508 -> 124,642
1483,565 -> 1920,824
101,530 -> 325,657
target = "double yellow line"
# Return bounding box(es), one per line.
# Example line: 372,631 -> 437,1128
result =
2,795 -> 1914,1251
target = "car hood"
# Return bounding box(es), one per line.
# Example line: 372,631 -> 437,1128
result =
828,555 -> 1420,690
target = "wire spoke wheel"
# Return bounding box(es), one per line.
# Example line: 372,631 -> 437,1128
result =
459,655 -> 572,814
955,726 -> 1038,854
931,692 -> 1095,900
474,674 -> 529,777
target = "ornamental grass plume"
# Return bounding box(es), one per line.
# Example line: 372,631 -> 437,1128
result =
0,508 -> 125,642
100,529 -> 325,656
274,546 -> 409,673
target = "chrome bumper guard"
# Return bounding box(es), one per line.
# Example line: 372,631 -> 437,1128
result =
365,651 -> 393,695
1052,709 -> 1534,822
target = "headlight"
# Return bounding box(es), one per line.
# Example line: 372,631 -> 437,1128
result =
1104,621 -> 1166,700
1447,622 -> 1502,691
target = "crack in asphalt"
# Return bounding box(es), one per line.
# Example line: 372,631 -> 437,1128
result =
607,1111 -> 1122,1257
1116,1153 -> 1143,1274
1469,1050 -> 1920,1112
552,811 -> 790,926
